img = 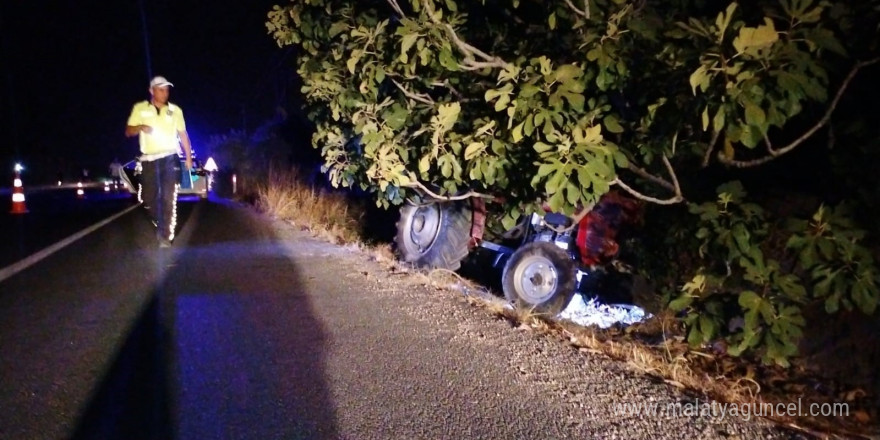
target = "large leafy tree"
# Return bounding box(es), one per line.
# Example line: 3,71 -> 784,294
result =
267,0 -> 880,365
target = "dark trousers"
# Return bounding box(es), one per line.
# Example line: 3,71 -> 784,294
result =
141,155 -> 179,240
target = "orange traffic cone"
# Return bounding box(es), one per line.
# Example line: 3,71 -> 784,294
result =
10,169 -> 28,214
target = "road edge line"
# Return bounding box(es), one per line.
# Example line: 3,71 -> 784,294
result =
0,203 -> 142,284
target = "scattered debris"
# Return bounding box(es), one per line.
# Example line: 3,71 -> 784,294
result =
559,295 -> 650,329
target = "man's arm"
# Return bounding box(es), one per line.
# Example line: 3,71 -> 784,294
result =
179,130 -> 193,170
125,103 -> 151,137
125,124 -> 152,137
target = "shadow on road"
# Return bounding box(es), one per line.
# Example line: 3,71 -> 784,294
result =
68,294 -> 172,440
69,200 -> 338,439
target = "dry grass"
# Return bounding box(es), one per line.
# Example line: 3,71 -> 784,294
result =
461,295 -> 876,438
256,168 -> 364,244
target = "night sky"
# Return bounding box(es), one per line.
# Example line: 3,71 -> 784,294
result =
1,0 -> 292,183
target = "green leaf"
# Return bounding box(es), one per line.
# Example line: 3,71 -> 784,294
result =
419,155 -> 431,175
744,101 -> 766,128
806,28 -> 847,56
485,83 -> 514,103
816,238 -> 834,260
732,222 -> 751,254
491,139 -> 506,155
852,276 -> 878,314
534,142 -> 554,153
401,33 -> 418,57
701,315 -> 718,342
329,22 -> 349,38
824,291 -> 840,313
713,106 -> 726,133
347,56 -> 360,74
682,274 -> 707,295
715,3 -> 738,42
475,120 -> 496,137
512,121 -> 525,143
553,64 -> 583,84
612,150 -> 628,168
547,188 -> 566,212
545,169 -> 566,194
384,105 -> 409,130
548,12 -> 557,30
576,167 -> 593,190
739,290 -> 762,311
603,114 -> 624,133
437,102 -> 461,131
521,84 -> 541,99
566,182 -> 580,205
464,142 -> 485,160
701,106 -> 710,131
668,294 -> 693,311
733,18 -> 779,56
687,325 -> 703,346
689,64 -> 709,95
536,163 -> 556,179
564,93 -> 585,112
582,124 -> 603,145
524,114 -> 535,136
777,274 -> 806,300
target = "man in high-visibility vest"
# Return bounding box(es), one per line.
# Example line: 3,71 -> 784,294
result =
125,75 -> 193,247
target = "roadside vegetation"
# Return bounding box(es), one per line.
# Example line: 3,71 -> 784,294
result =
256,167 -> 365,244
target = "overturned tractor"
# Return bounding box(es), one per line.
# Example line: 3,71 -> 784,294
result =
395,191 -> 642,315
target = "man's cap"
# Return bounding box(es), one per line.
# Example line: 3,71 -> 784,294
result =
149,76 -> 174,88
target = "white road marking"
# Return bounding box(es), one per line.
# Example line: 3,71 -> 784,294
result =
0,203 -> 142,284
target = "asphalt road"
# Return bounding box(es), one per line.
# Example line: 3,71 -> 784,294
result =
0,185 -> 136,270
0,196 -> 798,439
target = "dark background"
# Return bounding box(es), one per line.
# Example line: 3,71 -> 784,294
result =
0,0 -> 294,184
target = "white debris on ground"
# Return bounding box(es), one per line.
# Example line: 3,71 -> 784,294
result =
558,295 -> 650,329
450,281 -> 650,329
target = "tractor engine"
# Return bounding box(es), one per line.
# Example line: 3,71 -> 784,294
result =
527,212 -> 577,257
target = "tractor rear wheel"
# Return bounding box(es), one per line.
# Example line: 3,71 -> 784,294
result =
395,201 -> 472,271
502,241 -> 576,315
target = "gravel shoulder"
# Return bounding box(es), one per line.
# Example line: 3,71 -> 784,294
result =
261,208 -> 800,440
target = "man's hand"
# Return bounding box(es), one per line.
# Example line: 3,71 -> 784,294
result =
125,124 -> 153,137
185,156 -> 193,171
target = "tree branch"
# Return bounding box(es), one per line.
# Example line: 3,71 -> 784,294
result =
431,80 -> 465,100
662,154 -> 681,197
404,180 -> 494,201
458,58 -> 510,71
763,134 -> 776,155
719,57 -> 880,168
563,0 -> 590,19
391,78 -> 435,105
613,154 -> 684,205
544,203 -> 596,234
612,178 -> 683,205
626,163 -> 674,191
701,130 -> 721,168
444,24 -> 497,62
420,0 -> 510,71
385,0 -> 406,18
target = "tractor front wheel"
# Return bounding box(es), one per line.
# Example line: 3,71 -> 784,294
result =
502,241 -> 576,315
